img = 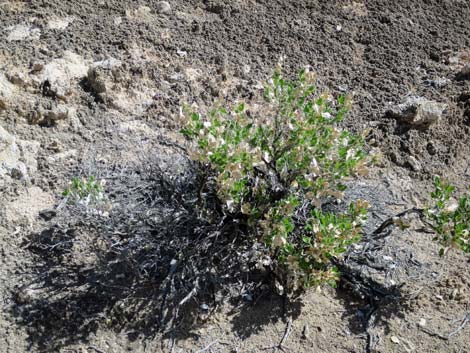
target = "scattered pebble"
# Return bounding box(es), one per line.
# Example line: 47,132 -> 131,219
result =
6,24 -> 41,41
301,323 -> 310,340
391,335 -> 400,344
156,1 -> 171,14
177,49 -> 187,57
47,17 -> 74,30
406,155 -> 422,172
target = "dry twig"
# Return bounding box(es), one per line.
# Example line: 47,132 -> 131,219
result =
262,318 -> 293,352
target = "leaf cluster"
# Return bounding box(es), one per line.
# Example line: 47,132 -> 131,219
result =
426,176 -> 470,254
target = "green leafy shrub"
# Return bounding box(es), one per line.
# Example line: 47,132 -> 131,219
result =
63,175 -> 106,207
181,69 -> 371,290
426,176 -> 470,254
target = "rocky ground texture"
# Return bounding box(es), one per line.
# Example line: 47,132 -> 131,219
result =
1,1 -> 469,352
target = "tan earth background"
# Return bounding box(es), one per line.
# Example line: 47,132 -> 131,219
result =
0,1 -> 469,352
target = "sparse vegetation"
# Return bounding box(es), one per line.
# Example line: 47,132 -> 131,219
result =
182,69 -> 371,290
63,175 -> 106,207
426,176 -> 470,254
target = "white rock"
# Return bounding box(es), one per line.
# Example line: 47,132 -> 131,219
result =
6,24 -> 41,41
29,104 -> 75,126
92,57 -> 122,70
126,6 -> 152,20
17,139 -> 40,174
47,17 -> 74,30
38,51 -> 89,100
47,149 -> 77,164
0,73 -> 16,109
114,17 -> 123,26
156,1 -> 171,14
6,71 -> 29,87
407,155 -> 421,172
0,126 -> 25,178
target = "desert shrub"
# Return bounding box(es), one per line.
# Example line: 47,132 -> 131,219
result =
426,176 -> 470,254
181,69 -> 371,291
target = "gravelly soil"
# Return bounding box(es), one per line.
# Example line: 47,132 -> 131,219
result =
1,0 -> 469,352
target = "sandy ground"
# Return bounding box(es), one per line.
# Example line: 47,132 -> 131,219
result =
1,1 -> 469,352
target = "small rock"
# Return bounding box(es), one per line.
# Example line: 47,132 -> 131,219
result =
301,323 -> 310,340
126,6 -> 152,20
242,293 -> 253,302
86,58 -> 123,96
406,155 -> 421,172
176,49 -> 187,57
15,287 -> 38,304
37,51 -> 89,100
418,318 -> 426,327
425,77 -> 449,88
17,139 -> 40,173
200,303 -> 209,311
386,96 -> 446,129
0,126 -> 33,178
47,104 -> 71,121
456,63 -> 470,80
390,336 -> 400,344
426,142 -> 437,155
93,57 -> 122,70
156,1 -> 171,14
0,73 -> 16,109
6,24 -> 41,41
9,168 -> 23,180
39,209 -> 57,221
29,104 -> 73,126
46,149 -> 77,164
47,17 -> 74,30
31,61 -> 44,73
6,72 -> 28,87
